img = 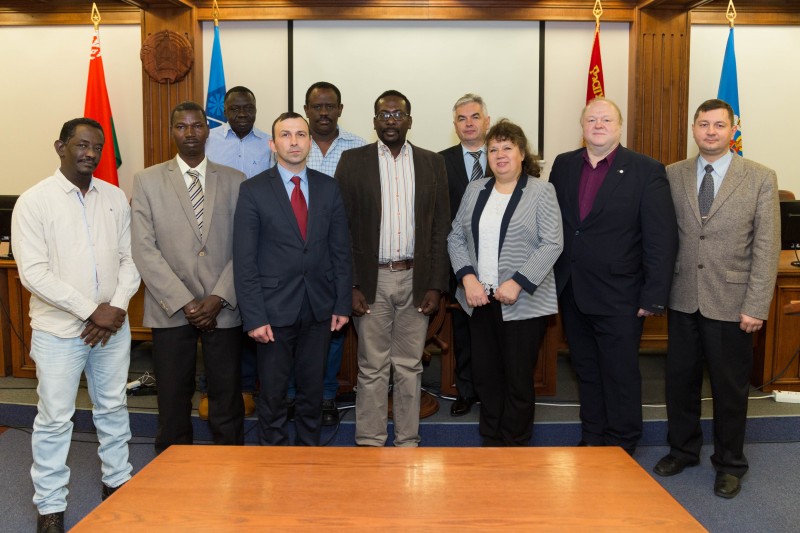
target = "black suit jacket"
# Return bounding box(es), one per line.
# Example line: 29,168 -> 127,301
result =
335,142 -> 450,306
233,165 -> 352,331
549,146 -> 678,316
439,144 -> 474,224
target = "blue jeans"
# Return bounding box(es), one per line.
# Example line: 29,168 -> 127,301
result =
30,325 -> 133,514
287,329 -> 344,401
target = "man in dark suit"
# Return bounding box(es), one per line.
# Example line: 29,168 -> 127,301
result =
132,101 -> 245,454
439,93 -> 491,417
233,112 -> 352,446
549,97 -> 678,454
653,99 -> 780,498
336,90 -> 450,447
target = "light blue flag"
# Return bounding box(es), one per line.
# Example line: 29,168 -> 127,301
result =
717,27 -> 742,155
205,24 -> 227,129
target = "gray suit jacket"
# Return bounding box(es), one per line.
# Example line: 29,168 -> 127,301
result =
447,175 -> 563,320
131,157 -> 245,328
666,154 -> 780,321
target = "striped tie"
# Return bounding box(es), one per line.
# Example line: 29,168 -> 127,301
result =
468,151 -> 483,182
698,164 -> 714,221
187,168 -> 204,236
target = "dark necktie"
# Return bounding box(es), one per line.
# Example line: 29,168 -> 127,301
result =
290,176 -> 308,240
698,164 -> 714,220
187,169 -> 204,237
468,151 -> 483,182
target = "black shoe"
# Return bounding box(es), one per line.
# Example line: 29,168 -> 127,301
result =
37,511 -> 64,533
102,482 -> 125,501
653,454 -> 699,477
286,398 -> 295,421
450,396 -> 476,417
577,440 -> 602,447
714,472 -> 741,499
322,399 -> 339,426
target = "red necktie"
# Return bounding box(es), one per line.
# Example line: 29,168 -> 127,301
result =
290,176 -> 308,240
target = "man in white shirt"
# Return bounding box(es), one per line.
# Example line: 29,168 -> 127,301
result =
12,117 -> 141,533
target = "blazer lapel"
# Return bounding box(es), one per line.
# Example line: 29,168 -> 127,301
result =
201,164 -> 218,246
565,151 -> 584,225
581,147 -> 629,224
269,168 -> 305,243
499,175 -> 527,255
471,178 -> 495,258
707,155 -> 746,220
680,158 -> 703,225
167,159 -> 202,242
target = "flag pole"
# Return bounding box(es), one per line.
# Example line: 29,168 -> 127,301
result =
91,3 -> 100,30
213,0 -> 220,27
726,0 -> 737,29
593,0 -> 603,33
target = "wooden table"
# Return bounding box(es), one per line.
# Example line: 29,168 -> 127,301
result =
72,446 -> 703,532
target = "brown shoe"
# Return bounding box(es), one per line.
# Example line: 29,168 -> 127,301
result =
198,393 -> 209,421
37,511 -> 64,533
242,392 -> 256,417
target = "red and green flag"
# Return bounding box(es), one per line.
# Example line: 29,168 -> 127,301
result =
84,28 -> 121,186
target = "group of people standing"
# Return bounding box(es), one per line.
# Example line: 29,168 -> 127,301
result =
13,82 -> 779,532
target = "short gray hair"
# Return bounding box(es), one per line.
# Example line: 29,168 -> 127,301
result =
452,93 -> 488,119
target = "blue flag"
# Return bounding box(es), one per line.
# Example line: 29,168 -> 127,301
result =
717,27 -> 742,155
205,24 -> 227,129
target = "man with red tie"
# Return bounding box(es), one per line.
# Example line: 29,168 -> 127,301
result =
233,112 -> 352,446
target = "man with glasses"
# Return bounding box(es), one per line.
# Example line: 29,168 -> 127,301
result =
549,97 -> 678,455
335,90 -> 450,446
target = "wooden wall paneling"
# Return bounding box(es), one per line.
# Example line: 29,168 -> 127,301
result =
0,263 -> 11,376
7,269 -> 35,379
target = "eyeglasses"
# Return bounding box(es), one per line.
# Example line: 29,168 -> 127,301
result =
375,111 -> 410,122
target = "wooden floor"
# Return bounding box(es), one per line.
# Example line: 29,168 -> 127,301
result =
72,446 -> 704,532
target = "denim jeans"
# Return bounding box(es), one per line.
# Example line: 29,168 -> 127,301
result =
30,324 -> 133,514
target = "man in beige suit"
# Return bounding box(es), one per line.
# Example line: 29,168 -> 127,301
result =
132,101 -> 246,453
653,99 -> 780,499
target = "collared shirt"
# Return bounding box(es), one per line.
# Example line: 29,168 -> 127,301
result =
11,169 -> 141,338
377,139 -> 416,263
276,163 -> 310,204
696,150 -> 733,196
205,123 -> 272,179
307,128 -> 367,177
461,144 -> 487,180
578,146 -> 619,221
176,156 -> 208,190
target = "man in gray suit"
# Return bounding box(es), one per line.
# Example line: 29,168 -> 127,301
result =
132,101 -> 246,453
653,99 -> 780,499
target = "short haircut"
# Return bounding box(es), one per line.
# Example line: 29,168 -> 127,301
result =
271,111 -> 309,138
305,81 -> 342,105
170,101 -> 207,126
224,86 -> 256,104
485,119 -> 541,178
693,98 -> 735,125
374,90 -> 411,115
59,118 -> 104,143
581,97 -> 624,126
452,93 -> 488,119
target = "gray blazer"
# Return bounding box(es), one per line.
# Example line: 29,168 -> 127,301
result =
666,154 -> 780,321
131,157 -> 245,328
447,175 -> 563,320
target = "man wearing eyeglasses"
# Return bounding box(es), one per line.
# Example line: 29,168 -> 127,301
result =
335,90 -> 450,447
549,97 -> 678,455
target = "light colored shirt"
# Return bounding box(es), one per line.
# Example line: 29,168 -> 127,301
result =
307,128 -> 367,177
377,140 -> 415,263
461,144 -> 487,180
696,150 -> 733,196
477,188 -> 511,291
276,163 -> 309,204
205,123 -> 272,179
176,156 -> 208,190
11,170 -> 141,338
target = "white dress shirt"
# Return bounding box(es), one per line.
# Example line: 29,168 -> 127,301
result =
377,140 -> 415,263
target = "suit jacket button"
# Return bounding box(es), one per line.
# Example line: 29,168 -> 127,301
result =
700,235 -> 705,240
199,251 -> 206,257
575,230 -> 580,236
698,264 -> 704,269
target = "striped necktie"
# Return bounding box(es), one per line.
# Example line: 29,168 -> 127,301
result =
468,151 -> 483,182
698,164 -> 714,220
187,168 -> 204,236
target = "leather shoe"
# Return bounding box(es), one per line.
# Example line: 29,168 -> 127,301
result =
714,472 -> 741,499
198,393 -> 209,421
242,392 -> 256,417
450,396 -> 476,417
577,440 -> 601,447
102,481 -> 125,501
37,511 -> 64,533
322,399 -> 339,426
653,454 -> 699,477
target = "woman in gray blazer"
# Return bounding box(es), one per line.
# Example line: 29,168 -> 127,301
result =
447,119 -> 563,446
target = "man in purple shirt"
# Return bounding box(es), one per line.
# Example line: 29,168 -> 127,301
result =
549,98 -> 678,454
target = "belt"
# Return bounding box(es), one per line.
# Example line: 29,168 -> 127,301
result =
378,259 -> 414,271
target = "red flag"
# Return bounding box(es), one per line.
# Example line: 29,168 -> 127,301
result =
586,29 -> 605,104
84,28 -> 121,186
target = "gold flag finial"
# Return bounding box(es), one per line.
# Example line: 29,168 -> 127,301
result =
726,0 -> 737,28
212,0 -> 220,27
91,2 -> 101,31
593,1 -> 603,32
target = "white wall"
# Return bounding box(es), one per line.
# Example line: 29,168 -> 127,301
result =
0,25 -> 144,198
689,25 -> 800,195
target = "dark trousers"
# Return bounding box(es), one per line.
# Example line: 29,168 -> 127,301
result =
451,304 -> 476,400
256,293 -> 331,446
560,281 -> 644,452
666,309 -> 753,477
470,298 -> 547,446
152,325 -> 243,453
